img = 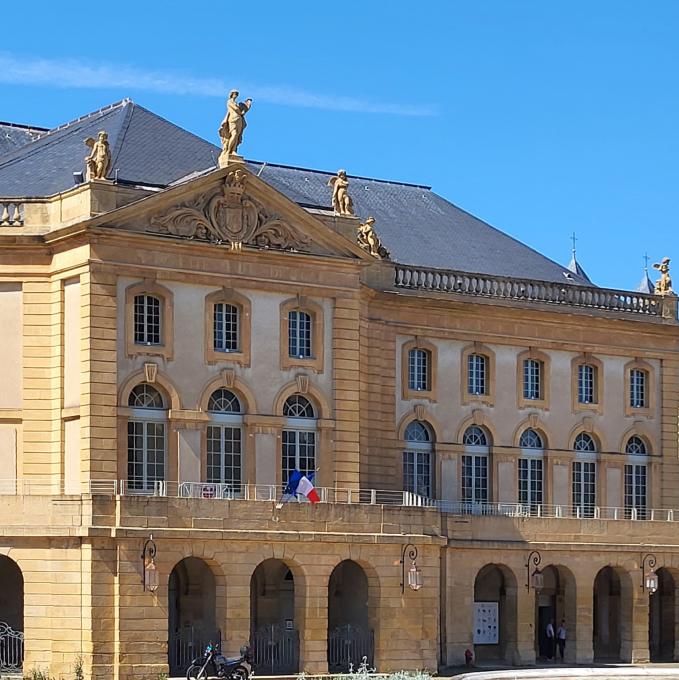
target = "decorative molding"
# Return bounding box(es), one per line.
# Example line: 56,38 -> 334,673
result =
148,171 -> 310,252
472,409 -> 483,426
528,412 -> 539,429
220,368 -> 235,389
143,362 -> 158,384
414,404 -> 425,421
296,374 -> 310,394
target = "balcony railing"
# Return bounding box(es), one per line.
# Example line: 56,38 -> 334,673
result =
394,264 -> 662,316
1,479 -> 675,521
0,201 -> 23,226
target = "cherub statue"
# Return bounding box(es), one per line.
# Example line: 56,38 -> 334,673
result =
327,169 -> 354,216
218,90 -> 253,164
653,257 -> 673,295
84,131 -> 111,181
357,216 -> 389,259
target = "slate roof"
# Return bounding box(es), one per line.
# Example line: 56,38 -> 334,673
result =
567,251 -> 592,283
637,269 -> 655,294
0,122 -> 48,157
0,99 -> 589,285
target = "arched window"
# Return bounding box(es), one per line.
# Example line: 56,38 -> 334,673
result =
282,394 -> 316,486
625,436 -> 648,519
403,421 -> 433,497
518,429 -> 544,512
134,294 -> 162,345
206,389 -> 244,492
572,432 -> 596,517
288,310 -> 312,358
462,426 -> 489,504
127,383 -> 166,492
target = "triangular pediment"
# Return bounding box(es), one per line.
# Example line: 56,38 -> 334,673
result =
89,164 -> 373,260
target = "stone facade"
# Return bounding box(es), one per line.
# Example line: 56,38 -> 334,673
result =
0,161 -> 678,680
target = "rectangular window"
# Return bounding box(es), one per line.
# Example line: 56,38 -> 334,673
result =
468,354 -> 487,395
630,369 -> 647,408
206,425 -> 242,491
624,464 -> 647,519
214,303 -> 240,352
403,451 -> 432,497
288,310 -> 312,358
127,420 -> 165,491
462,454 -> 488,503
282,429 -> 316,487
518,458 -> 543,512
572,461 -> 596,518
133,294 -> 161,345
578,364 -> 595,404
408,348 -> 430,391
523,359 -> 542,400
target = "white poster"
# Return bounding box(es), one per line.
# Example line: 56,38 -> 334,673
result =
473,601 -> 499,644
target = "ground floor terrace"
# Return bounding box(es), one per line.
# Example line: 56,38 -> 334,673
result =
2,496 -> 679,679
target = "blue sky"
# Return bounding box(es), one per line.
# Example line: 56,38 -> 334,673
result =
2,0 -> 678,290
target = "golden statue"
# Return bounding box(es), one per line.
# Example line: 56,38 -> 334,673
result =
218,90 -> 252,166
84,131 -> 111,181
653,257 -> 673,295
357,216 -> 388,258
327,170 -> 354,216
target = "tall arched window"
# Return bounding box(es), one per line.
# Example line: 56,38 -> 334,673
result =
624,436 -> 649,518
206,389 -> 244,492
282,395 -> 316,485
403,421 -> 434,497
462,426 -> 489,504
518,428 -> 544,512
127,383 -> 167,492
572,432 -> 597,517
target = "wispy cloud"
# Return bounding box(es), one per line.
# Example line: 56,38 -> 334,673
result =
0,53 -> 436,117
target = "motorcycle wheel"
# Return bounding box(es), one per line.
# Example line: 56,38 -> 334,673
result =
186,663 -> 208,680
230,666 -> 249,680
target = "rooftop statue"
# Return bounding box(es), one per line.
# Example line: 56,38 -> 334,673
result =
327,169 -> 354,216
84,131 -> 111,181
218,90 -> 252,166
357,216 -> 389,259
653,257 -> 673,295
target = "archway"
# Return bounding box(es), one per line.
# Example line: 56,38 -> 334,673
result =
327,560 -> 374,672
650,568 -> 676,661
0,555 -> 24,672
250,559 -> 299,674
534,565 -> 576,662
593,566 -> 632,661
473,564 -> 518,664
168,558 -> 218,676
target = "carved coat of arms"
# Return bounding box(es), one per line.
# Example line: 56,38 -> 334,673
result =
149,170 -> 309,252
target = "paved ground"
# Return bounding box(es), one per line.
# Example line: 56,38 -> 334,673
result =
443,662 -> 679,679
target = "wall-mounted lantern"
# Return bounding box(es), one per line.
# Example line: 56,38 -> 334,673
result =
641,553 -> 658,595
141,534 -> 158,593
401,544 -> 422,593
526,550 -> 543,592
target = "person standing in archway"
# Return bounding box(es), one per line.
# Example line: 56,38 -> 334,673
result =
556,620 -> 567,662
546,619 -> 555,660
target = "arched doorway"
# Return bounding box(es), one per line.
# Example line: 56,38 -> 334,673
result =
168,558 -> 218,676
650,568 -> 676,661
327,560 -> 374,672
250,559 -> 299,674
593,566 -> 632,661
534,565 -> 576,662
473,564 -> 518,664
0,555 -> 24,672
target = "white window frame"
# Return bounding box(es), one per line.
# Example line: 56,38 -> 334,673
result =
630,369 -> 647,408
133,294 -> 162,345
578,363 -> 595,404
127,406 -> 166,492
213,302 -> 240,353
523,358 -> 542,400
572,460 -> 596,518
288,310 -> 313,359
408,348 -> 430,391
467,353 -> 487,395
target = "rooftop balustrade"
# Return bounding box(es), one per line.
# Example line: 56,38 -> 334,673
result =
393,264 -> 674,318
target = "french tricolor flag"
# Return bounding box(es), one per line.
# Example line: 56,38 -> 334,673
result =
285,469 -> 320,504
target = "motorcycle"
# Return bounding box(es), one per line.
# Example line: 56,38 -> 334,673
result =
186,641 -> 252,680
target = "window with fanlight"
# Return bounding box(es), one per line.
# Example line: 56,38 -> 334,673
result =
572,432 -> 597,517
206,389 -> 244,493
518,428 -> 544,512
402,420 -> 434,498
127,383 -> 167,492
462,425 -> 489,504
624,435 -> 648,518
282,394 -> 317,487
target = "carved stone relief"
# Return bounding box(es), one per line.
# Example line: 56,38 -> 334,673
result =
147,170 -> 310,252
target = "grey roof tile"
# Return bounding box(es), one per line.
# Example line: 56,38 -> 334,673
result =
0,99 -> 589,285
0,122 -> 47,157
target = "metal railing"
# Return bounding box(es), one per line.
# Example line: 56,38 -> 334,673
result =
0,621 -> 24,672
394,264 -> 661,316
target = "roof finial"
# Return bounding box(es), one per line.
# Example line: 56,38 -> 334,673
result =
566,231 -> 591,282
643,252 -> 650,272
571,231 -> 577,256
